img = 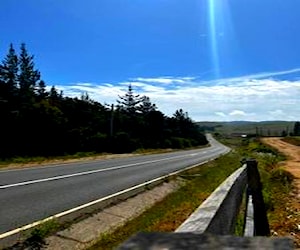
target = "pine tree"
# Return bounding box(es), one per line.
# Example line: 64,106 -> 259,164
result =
117,84 -> 142,114
18,43 -> 40,97
293,121 -> 300,136
49,85 -> 59,99
37,80 -> 48,99
0,43 -> 19,98
139,96 -> 157,114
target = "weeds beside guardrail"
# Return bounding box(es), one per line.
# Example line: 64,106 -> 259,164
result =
119,159 -> 293,249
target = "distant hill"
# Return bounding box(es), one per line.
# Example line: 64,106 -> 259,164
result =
197,121 -> 295,136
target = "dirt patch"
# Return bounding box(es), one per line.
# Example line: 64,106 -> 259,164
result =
261,137 -> 300,246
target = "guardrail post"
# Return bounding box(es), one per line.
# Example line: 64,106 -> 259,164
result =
246,159 -> 270,236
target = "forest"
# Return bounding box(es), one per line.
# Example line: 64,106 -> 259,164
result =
0,43 -> 208,160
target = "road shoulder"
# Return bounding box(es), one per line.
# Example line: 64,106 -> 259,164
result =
44,180 -> 181,250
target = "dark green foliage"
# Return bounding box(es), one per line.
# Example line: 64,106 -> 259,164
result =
18,43 -> 40,102
293,121 -> 300,136
0,43 -> 18,96
117,83 -> 142,115
0,43 -> 207,160
139,96 -> 157,114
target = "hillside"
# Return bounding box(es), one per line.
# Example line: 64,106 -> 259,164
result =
198,121 -> 295,136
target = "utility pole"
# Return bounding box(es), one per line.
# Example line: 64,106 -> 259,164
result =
110,104 -> 114,137
105,103 -> 114,137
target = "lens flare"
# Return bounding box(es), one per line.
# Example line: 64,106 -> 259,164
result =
206,0 -> 237,79
208,0 -> 220,78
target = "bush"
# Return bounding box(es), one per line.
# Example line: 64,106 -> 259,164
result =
170,137 -> 186,149
111,132 -> 138,153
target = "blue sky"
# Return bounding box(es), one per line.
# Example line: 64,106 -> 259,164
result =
1,0 -> 300,121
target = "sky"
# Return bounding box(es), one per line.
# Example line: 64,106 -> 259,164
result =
1,0 -> 300,121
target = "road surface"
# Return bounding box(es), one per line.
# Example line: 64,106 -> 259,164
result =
0,134 -> 229,235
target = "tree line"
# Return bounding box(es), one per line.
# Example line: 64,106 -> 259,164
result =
293,122 -> 300,136
0,43 -> 207,160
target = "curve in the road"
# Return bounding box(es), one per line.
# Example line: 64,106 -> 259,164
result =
0,134 -> 229,238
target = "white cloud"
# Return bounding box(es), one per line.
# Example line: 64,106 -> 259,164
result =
55,68 -> 300,121
215,112 -> 226,117
133,76 -> 195,85
229,110 -> 247,116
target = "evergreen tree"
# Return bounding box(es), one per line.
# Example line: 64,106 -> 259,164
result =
139,96 -> 157,114
0,43 -> 208,159
81,92 -> 90,102
117,84 -> 142,114
0,43 -> 19,98
294,121 -> 300,136
18,43 -> 40,97
49,85 -> 59,99
37,80 -> 48,99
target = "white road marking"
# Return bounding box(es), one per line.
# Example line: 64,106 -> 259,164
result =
0,147 -> 231,241
0,153 -> 195,189
0,158 -> 212,240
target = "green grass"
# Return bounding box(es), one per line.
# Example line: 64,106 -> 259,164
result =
8,219 -> 61,249
133,144 -> 208,155
89,151 -> 243,250
6,136 -> 292,249
89,137 -> 293,250
233,139 -> 293,235
198,121 -> 294,136
234,191 -> 247,236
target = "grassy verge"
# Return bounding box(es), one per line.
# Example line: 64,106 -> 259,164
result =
6,219 -> 61,250
0,152 -> 102,167
89,137 -> 294,250
228,137 -> 295,241
0,147 -> 206,169
89,150 -> 243,250
282,136 -> 300,146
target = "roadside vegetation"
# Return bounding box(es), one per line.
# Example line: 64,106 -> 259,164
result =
89,136 -> 294,250
0,145 -> 209,170
0,43 -> 207,162
0,147 -> 192,170
89,150 -> 242,250
6,136 -> 296,249
282,136 -> 300,146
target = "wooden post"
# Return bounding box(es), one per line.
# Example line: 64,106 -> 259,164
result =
246,159 -> 270,236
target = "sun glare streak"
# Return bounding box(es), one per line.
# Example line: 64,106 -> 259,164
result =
206,0 -> 239,80
208,0 -> 220,78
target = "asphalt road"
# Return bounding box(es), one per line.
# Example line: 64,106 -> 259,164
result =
0,134 -> 229,235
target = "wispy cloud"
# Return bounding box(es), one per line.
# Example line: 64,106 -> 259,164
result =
132,76 -> 195,85
55,68 -> 300,121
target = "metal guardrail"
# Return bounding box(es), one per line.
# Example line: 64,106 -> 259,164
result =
119,159 -> 294,249
176,159 -> 269,236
